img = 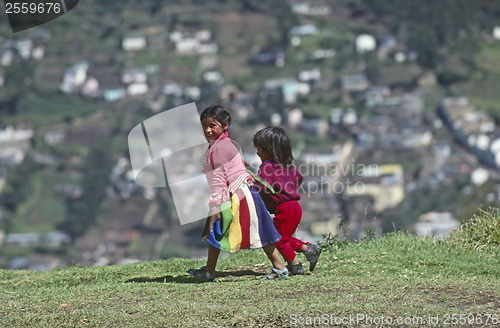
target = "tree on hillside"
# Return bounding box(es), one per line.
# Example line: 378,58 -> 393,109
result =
2,53 -> 35,115
240,0 -> 298,48
363,0 -> 500,70
0,157 -> 40,214
59,143 -> 114,238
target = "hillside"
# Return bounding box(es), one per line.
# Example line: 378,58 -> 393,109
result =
2,0 -> 500,272
1,233 -> 499,327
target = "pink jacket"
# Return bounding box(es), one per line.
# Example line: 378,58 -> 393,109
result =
203,132 -> 252,208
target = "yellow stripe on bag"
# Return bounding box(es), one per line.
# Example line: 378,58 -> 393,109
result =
228,192 -> 242,253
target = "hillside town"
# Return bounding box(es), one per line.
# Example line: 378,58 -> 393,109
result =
1,1 -> 500,271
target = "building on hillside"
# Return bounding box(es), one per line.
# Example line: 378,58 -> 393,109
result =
438,97 -> 500,169
341,74 -> 369,93
14,38 -> 33,59
291,2 -> 330,16
493,26 -> 500,40
345,164 -> 405,212
60,61 -> 89,93
121,68 -> 147,84
44,130 -> 65,145
414,212 -> 460,239
290,24 -> 318,36
355,34 -> 376,54
251,48 -> 285,67
122,34 -> 147,51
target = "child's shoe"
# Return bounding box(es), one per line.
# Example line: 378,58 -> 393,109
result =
187,266 -> 215,282
262,267 -> 289,280
304,244 -> 322,272
286,263 -> 304,275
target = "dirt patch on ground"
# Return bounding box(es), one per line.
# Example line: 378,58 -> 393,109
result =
421,285 -> 500,316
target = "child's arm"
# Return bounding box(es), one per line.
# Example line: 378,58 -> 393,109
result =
202,213 -> 219,241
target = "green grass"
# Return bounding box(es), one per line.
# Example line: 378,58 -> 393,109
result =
14,93 -> 102,127
8,170 -> 68,233
450,42 -> 500,115
0,233 -> 498,327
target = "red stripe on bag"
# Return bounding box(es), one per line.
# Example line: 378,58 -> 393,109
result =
238,189 -> 251,249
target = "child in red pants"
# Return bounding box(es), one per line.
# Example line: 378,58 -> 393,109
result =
252,127 -> 322,274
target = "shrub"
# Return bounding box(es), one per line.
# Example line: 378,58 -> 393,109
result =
449,207 -> 500,249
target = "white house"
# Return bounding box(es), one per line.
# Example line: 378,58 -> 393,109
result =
298,68 -> 321,82
15,38 -> 33,59
330,108 -> 343,125
197,43 -> 218,54
263,78 -> 310,104
288,108 -> 303,128
355,34 -> 376,54
310,48 -> 335,60
475,134 -> 490,151
377,35 -> 396,59
414,212 -> 460,239
493,26 -> 500,40
203,70 -> 223,84
175,38 -> 199,54
162,81 -> 183,97
490,138 -> 500,153
44,130 -> 65,145
81,77 -> 99,98
127,83 -> 148,96
184,86 -> 201,101
31,46 -> 44,60
196,30 -> 212,42
0,126 -> 34,143
471,167 -> 489,186
0,49 -> 14,66
103,88 -> 126,102
169,31 -> 183,42
291,3 -> 330,15
122,34 -> 147,51
342,108 -> 358,125
290,24 -> 318,36
0,148 -> 25,165
60,61 -> 89,93
394,52 -> 406,63
341,74 -> 369,93
121,68 -> 147,84
299,119 -> 329,137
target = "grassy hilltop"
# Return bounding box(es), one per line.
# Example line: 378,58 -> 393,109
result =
1,210 -> 499,328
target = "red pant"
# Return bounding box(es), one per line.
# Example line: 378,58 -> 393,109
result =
273,201 -> 306,262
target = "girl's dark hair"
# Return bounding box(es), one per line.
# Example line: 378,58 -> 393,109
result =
253,126 -> 295,167
200,105 -> 231,126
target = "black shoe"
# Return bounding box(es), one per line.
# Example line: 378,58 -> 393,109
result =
304,244 -> 322,272
286,262 -> 304,275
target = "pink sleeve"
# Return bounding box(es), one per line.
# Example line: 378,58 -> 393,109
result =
207,140 -> 240,207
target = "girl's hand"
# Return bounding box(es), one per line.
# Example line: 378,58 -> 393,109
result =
202,213 -> 219,241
